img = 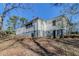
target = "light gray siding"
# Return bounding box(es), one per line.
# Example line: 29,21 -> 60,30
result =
16,15 -> 70,38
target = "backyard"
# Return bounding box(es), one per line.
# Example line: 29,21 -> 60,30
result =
0,34 -> 79,56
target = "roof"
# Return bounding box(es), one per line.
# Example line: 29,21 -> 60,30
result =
47,15 -> 71,24
25,15 -> 71,26
25,17 -> 46,26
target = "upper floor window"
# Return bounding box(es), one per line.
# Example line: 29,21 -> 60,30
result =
26,23 -> 33,28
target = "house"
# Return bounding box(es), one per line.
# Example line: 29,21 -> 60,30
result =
16,15 -> 70,38
16,17 -> 47,37
46,15 -> 70,38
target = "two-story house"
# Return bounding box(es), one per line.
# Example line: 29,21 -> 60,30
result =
16,15 -> 70,38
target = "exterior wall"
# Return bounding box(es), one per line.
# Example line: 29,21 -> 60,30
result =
16,19 -> 47,37
46,16 -> 70,38
55,16 -> 69,35
16,27 -> 27,35
37,19 -> 47,37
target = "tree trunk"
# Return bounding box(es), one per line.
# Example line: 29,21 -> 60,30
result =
0,17 -> 3,30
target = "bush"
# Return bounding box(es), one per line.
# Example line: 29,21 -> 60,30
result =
0,30 -> 15,40
5,30 -> 15,34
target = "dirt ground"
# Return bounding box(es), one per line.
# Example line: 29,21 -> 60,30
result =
0,35 -> 79,56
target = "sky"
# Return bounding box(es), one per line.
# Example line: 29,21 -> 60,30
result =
0,4 -> 3,14
0,3 -> 79,30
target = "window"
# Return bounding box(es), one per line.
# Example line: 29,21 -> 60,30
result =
26,23 -> 33,28
52,20 -> 56,26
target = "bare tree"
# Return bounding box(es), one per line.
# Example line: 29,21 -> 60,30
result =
50,3 -> 79,21
50,3 -> 79,34
0,3 -> 33,30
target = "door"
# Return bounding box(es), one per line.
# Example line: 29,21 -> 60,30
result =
53,30 -> 56,38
